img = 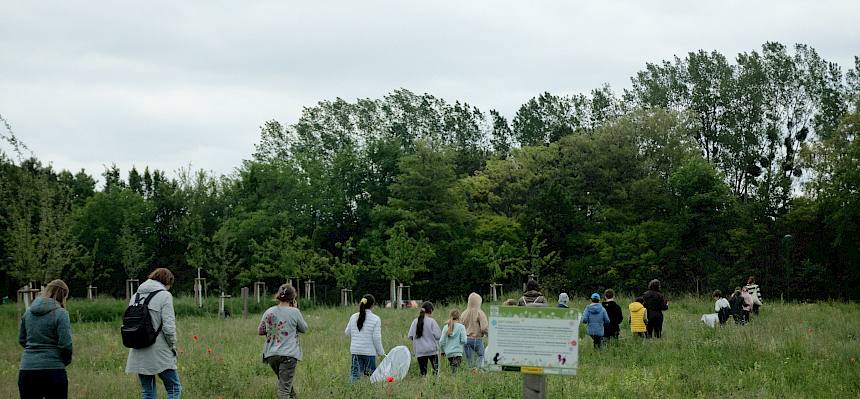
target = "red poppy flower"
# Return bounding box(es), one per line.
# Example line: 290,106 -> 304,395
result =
386,376 -> 395,383
207,348 -> 213,354
192,335 -> 199,341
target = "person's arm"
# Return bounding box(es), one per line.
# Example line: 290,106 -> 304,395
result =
459,325 -> 467,345
258,311 -> 269,336
661,295 -> 669,311
295,310 -> 308,334
160,294 -> 177,349
602,309 -> 610,325
407,319 -> 416,341
479,311 -> 489,337
57,310 -> 73,366
432,319 -> 442,341
344,315 -> 352,337
373,318 -> 385,356
581,309 -> 590,324
439,326 -> 448,350
19,317 -> 27,348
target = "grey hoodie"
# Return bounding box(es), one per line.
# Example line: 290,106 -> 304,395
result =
125,279 -> 178,375
19,297 -> 73,370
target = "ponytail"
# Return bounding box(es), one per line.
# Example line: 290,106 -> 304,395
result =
357,294 -> 375,331
447,309 -> 460,336
416,301 -> 433,339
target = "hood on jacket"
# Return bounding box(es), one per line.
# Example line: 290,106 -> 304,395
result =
137,279 -> 167,294
629,302 -> 644,312
586,303 -> 603,314
28,297 -> 61,316
467,292 -> 482,309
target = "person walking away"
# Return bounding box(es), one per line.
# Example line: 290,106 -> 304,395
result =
258,284 -> 307,399
744,276 -> 763,315
345,294 -> 385,383
713,290 -> 732,326
126,268 -> 181,399
557,293 -> 570,308
729,288 -> 746,325
517,278 -> 547,306
740,287 -> 754,323
460,293 -> 488,370
601,289 -> 623,342
628,297 -> 647,338
581,293 -> 610,349
642,279 -> 668,338
408,301 -> 442,376
439,309 -> 467,373
19,279 -> 73,399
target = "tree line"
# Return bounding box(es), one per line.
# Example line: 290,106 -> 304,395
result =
1,42 -> 858,302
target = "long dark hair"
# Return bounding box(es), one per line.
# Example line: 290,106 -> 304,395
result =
416,301 -> 433,339
357,294 -> 375,331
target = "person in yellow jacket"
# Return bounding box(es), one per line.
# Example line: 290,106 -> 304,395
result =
629,297 -> 648,338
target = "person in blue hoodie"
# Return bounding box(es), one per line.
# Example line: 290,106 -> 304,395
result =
581,293 -> 610,349
19,279 -> 73,399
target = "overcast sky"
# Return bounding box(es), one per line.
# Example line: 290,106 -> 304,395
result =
1,1 -> 858,181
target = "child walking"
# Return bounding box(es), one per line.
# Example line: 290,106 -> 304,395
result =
408,301 -> 442,376
582,293 -> 610,349
713,290 -> 731,326
601,289 -> 623,342
345,294 -> 385,383
439,309 -> 467,373
258,284 -> 308,399
461,293 -> 489,370
629,296 -> 647,338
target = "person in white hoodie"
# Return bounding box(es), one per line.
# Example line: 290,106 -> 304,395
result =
344,294 -> 385,383
126,268 -> 180,399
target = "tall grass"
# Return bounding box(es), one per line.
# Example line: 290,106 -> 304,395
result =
1,297 -> 858,398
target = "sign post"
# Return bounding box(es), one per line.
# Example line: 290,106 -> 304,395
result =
486,305 -> 580,398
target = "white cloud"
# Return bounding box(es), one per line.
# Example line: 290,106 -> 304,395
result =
1,0 -> 858,180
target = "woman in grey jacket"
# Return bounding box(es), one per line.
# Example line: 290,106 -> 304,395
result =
126,268 -> 180,399
258,284 -> 308,399
19,279 -> 73,399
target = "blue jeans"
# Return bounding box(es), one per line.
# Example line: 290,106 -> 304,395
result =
139,369 -> 181,399
464,337 -> 485,369
349,354 -> 377,383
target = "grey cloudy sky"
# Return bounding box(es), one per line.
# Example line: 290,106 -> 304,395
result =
2,1 -> 858,180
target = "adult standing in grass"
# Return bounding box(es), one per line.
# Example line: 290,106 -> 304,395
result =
18,279 -> 73,399
345,294 -> 385,383
744,276 -> 763,315
642,279 -> 668,338
258,284 -> 307,399
460,293 -> 488,370
407,301 -> 442,376
126,268 -> 181,399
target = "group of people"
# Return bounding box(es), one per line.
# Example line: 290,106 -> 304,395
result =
713,276 -> 764,326
16,269 -> 763,399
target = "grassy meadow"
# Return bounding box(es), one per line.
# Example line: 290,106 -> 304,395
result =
1,295 -> 859,398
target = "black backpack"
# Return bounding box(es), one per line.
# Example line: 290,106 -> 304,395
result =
121,290 -> 164,349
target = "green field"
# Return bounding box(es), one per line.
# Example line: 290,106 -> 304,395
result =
2,296 -> 858,398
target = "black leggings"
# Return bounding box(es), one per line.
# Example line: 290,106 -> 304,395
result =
19,369 -> 68,399
417,355 -> 439,376
646,311 -> 664,338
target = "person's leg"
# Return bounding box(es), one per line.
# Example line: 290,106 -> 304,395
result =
364,355 -> 377,376
464,338 -> 476,368
138,374 -> 157,399
474,338 -> 485,368
276,356 -> 298,399
43,369 -> 69,399
158,369 -> 182,399
18,370 -> 41,399
349,355 -> 361,383
652,313 -> 663,338
752,303 -> 760,315
645,312 -> 655,338
429,355 -> 439,375
417,356 -> 429,376
449,356 -> 461,373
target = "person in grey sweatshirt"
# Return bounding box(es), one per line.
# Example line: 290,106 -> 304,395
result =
126,268 -> 180,399
258,284 -> 308,399
407,301 -> 442,376
19,279 -> 73,399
